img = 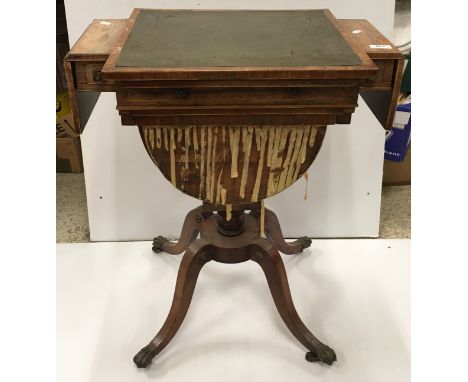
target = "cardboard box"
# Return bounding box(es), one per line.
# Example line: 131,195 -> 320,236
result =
57,91 -> 83,172
56,91 -> 78,139
57,137 -> 83,173
383,144 -> 411,185
384,100 -> 411,162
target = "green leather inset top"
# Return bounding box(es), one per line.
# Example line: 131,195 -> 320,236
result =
117,10 -> 362,68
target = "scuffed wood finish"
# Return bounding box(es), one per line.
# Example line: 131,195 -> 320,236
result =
65,19 -> 128,92
133,238 -> 212,368
340,19 -> 402,90
63,14 -> 404,132
151,205 -> 213,255
63,60 -> 81,135
340,19 -> 404,130
384,58 -> 405,131
116,85 -> 358,126
112,78 -> 361,88
339,19 -> 401,59
140,125 -> 325,204
135,210 -> 336,368
64,19 -> 128,133
67,19 -> 128,60
124,113 -> 344,126
249,238 -> 337,364
117,86 -> 359,107
102,9 -> 378,81
71,61 -> 115,92
102,10 -> 376,128
261,207 -> 312,254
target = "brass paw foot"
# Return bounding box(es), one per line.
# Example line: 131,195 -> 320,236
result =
133,344 -> 157,368
305,343 -> 337,365
297,236 -> 312,252
152,236 -> 169,253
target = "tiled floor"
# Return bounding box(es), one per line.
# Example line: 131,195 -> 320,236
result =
56,173 -> 410,242
56,173 -> 90,243
393,0 -> 411,55
380,185 -> 410,239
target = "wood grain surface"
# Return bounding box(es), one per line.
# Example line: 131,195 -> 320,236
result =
102,9 -> 377,81
140,125 -> 325,204
340,18 -> 404,130
67,19 -> 128,60
339,19 -> 402,59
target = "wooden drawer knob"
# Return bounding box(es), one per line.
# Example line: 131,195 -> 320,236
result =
93,70 -> 103,84
288,87 -> 301,96
176,88 -> 191,97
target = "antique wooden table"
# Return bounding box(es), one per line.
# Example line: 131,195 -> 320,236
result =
65,9 -> 403,369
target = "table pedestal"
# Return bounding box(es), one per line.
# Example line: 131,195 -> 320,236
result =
133,204 -> 337,368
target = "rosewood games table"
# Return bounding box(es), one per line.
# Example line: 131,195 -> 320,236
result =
64,9 -> 403,369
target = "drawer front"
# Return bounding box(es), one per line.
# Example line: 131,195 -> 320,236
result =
116,85 -> 359,126
74,61 -> 115,91
120,113 -> 344,126
116,86 -> 359,109
360,59 -> 395,89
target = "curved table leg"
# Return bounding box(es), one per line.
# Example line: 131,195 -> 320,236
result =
249,238 -> 337,365
264,208 -> 311,255
134,239 -> 212,368
152,205 -> 212,255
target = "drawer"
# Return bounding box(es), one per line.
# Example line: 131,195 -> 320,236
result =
360,59 -> 395,89
116,86 -> 360,109
116,85 -> 360,126
74,61 -> 115,91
